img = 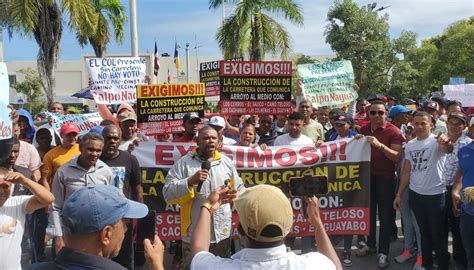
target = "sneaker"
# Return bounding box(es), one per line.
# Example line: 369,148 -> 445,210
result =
356,243 -> 375,257
378,253 -> 389,268
395,249 -> 416,263
342,251 -> 353,267
413,256 -> 424,270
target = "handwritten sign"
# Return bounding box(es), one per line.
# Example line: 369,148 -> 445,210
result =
298,61 -> 358,106
87,57 -> 147,104
443,84 -> 474,107
0,63 -> 12,140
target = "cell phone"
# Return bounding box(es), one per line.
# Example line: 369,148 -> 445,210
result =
136,210 -> 156,245
289,175 -> 329,197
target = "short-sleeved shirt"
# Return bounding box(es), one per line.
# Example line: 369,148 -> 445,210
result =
0,195 -> 32,270
274,133 -> 314,146
458,142 -> 474,216
302,119 -> 325,143
191,244 -> 336,270
101,150 -> 142,199
41,144 -> 80,184
443,134 -> 471,186
360,121 -> 405,177
15,140 -> 42,172
405,134 -> 447,195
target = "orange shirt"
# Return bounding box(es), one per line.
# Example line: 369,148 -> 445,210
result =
41,144 -> 80,185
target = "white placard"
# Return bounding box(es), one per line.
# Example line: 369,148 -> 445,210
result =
443,84 -> 474,107
0,63 -> 12,140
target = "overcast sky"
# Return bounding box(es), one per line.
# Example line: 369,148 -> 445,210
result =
2,0 -> 472,61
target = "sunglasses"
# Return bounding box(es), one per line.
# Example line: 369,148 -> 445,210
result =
369,110 -> 385,116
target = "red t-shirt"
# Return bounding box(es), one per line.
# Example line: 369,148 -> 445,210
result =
360,121 -> 404,177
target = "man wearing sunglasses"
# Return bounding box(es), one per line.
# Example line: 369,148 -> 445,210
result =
357,100 -> 405,268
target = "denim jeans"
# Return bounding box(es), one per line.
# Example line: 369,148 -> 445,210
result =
367,175 -> 396,255
409,190 -> 449,270
400,189 -> 422,254
445,185 -> 467,267
460,213 -> 474,270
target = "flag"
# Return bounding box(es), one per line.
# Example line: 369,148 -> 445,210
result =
167,69 -> 172,83
153,41 -> 160,76
174,40 -> 181,71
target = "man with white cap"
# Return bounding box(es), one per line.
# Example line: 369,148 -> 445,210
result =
190,184 -> 342,270
30,185 -> 165,270
208,116 -> 236,146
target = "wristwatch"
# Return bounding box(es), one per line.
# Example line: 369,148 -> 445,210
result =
201,201 -> 215,215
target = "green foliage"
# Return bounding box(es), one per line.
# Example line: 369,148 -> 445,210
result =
211,0 -> 304,61
325,0 -> 392,95
12,68 -> 47,114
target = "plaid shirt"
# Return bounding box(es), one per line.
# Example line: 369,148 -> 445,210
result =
443,134 -> 472,186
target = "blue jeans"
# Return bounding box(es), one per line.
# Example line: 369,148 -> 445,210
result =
409,190 -> 448,270
460,213 -> 474,270
400,189 -> 422,255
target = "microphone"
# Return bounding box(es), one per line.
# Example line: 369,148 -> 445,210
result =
196,161 -> 211,192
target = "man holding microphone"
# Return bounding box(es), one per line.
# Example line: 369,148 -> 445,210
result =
163,125 -> 245,270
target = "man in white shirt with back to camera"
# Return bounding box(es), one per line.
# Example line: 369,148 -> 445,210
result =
190,184 -> 342,270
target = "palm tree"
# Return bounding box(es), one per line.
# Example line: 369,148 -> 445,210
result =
77,0 -> 127,58
209,0 -> 304,61
0,0 -> 98,105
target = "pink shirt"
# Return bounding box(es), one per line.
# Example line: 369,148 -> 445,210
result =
15,140 -> 42,171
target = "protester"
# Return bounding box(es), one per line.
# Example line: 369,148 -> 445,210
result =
446,100 -> 463,114
298,100 -> 325,143
234,124 -> 265,149
35,128 -> 53,160
40,122 -> 81,191
316,106 -> 332,133
30,185 -> 165,270
394,111 -> 453,270
442,112 -> 471,269
118,110 -> 140,151
272,114 -> 287,135
81,104 -> 91,114
274,112 -> 313,146
50,132 -> 114,252
100,125 -> 144,268
163,126 -> 245,270
33,102 -> 65,147
190,184 -> 342,270
357,100 -> 404,268
12,121 -> 42,182
452,138 -> 474,270
422,100 -> 447,135
0,166 -> 54,270
17,108 -> 36,143
254,115 -> 277,146
324,108 -> 346,141
173,112 -> 201,143
389,105 -> 412,132
208,116 -> 236,146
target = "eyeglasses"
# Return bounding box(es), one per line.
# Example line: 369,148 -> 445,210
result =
369,110 -> 385,116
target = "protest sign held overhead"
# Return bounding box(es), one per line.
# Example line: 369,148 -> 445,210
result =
136,83 -> 205,135
87,57 -> 147,104
298,60 -> 358,106
0,63 -> 12,140
45,112 -> 103,135
443,84 -> 474,107
219,61 -> 293,115
133,138 -> 371,240
199,57 -> 243,97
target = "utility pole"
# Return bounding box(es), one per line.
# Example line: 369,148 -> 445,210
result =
186,43 -> 190,83
130,0 -> 138,57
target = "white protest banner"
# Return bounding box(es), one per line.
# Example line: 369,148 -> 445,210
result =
443,84 -> 474,107
87,57 -> 147,104
45,112 -> 103,135
0,63 -> 12,140
133,139 -> 371,240
298,60 -> 358,106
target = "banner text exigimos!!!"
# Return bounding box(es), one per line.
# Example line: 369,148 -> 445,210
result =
133,138 -> 371,240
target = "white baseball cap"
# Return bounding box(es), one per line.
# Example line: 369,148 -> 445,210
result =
208,116 -> 226,129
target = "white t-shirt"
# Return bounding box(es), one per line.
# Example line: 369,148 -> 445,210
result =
404,134 -> 447,195
191,245 -> 336,270
274,134 -> 313,146
0,195 -> 32,270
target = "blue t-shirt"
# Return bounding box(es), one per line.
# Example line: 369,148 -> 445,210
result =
458,142 -> 474,216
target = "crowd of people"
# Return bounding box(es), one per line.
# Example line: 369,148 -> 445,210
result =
1,89 -> 474,270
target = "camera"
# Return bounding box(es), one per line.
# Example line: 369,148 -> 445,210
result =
289,175 -> 329,197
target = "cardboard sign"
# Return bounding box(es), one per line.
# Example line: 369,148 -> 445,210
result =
87,57 -> 147,104
219,61 -> 293,115
136,83 -> 205,135
0,63 -> 12,140
298,60 -> 358,106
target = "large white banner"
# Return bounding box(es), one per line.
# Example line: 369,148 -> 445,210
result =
87,57 -> 147,104
443,84 -> 474,106
0,63 -> 12,140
